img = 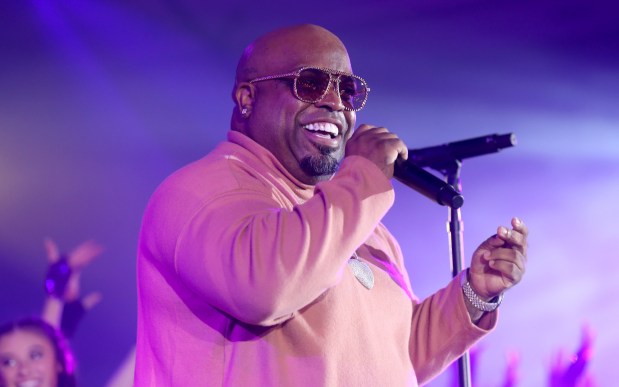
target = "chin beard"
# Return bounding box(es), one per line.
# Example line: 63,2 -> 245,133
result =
300,146 -> 341,177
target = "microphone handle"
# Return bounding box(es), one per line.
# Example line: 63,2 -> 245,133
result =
393,159 -> 464,209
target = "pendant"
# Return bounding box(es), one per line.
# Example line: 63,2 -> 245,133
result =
348,252 -> 374,290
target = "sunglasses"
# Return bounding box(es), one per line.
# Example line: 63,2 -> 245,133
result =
248,67 -> 370,112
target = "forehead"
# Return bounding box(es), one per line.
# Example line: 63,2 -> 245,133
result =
0,329 -> 54,354
280,38 -> 351,70
249,26 -> 353,75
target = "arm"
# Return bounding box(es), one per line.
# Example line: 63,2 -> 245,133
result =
40,238 -> 103,334
41,298 -> 64,329
409,271 -> 498,384
172,125 -> 408,326
175,155 -> 394,326
410,218 -> 529,383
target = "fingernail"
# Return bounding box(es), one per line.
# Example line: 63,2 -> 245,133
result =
514,217 -> 521,226
499,226 -> 508,236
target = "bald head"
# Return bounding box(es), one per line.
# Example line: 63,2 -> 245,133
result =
235,24 -> 352,83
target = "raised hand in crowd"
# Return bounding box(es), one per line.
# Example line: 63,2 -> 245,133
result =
41,238 -> 103,337
549,324 -> 596,387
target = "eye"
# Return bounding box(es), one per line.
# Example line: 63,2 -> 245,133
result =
338,78 -> 358,102
298,75 -> 324,91
30,349 -> 44,360
1,357 -> 17,368
296,69 -> 330,99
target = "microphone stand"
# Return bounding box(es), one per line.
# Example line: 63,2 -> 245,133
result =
405,132 -> 517,387
400,132 -> 517,386
434,159 -> 471,387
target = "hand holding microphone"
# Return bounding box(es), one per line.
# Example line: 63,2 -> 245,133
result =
345,124 -> 409,179
345,124 -> 462,208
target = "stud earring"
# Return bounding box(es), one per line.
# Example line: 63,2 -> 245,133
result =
241,107 -> 249,117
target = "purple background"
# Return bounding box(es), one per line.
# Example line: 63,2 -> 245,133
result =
1,1 -> 618,385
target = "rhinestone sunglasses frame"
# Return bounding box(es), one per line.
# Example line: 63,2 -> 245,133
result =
248,66 -> 371,112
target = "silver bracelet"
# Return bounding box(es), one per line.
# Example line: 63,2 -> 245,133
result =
461,270 -> 503,312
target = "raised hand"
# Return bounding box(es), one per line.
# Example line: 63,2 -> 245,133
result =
469,217 -> 528,300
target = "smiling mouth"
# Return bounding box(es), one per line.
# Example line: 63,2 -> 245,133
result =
18,380 -> 42,387
303,122 -> 339,139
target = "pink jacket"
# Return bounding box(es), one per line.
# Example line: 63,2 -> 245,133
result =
135,131 -> 496,386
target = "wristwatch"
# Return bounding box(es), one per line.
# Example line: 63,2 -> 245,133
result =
461,270 -> 503,312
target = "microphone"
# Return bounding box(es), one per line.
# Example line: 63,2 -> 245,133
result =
394,159 -> 464,209
392,133 -> 517,209
409,133 -> 517,169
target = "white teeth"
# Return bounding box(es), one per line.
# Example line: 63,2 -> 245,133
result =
303,122 -> 339,137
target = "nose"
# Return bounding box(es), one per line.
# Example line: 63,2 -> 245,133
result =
315,77 -> 345,111
17,360 -> 31,376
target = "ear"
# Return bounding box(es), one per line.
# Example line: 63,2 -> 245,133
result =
234,82 -> 255,117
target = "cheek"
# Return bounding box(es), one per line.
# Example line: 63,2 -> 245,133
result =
38,358 -> 61,382
0,367 -> 16,382
347,112 -> 356,130
343,113 -> 356,142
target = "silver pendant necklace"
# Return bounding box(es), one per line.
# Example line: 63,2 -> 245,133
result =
348,251 -> 374,290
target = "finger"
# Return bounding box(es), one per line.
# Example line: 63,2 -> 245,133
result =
512,217 -> 528,237
359,128 -> 395,142
359,128 -> 407,158
69,240 -> 104,269
64,273 -> 81,301
482,233 -> 508,248
580,323 -> 595,347
348,127 -> 406,168
354,123 -> 374,133
352,124 -> 383,136
379,136 -> 408,164
43,237 -> 60,263
497,226 -> 527,255
487,259 -> 524,285
578,324 -> 595,360
397,139 -> 408,160
489,248 -> 527,272
82,292 -> 103,310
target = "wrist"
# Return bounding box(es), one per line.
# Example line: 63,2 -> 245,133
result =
461,269 -> 503,312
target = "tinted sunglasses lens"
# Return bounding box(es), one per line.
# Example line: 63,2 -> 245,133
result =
296,69 -> 331,101
339,75 -> 367,111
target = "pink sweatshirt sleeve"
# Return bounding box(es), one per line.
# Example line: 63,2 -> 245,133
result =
409,270 -> 498,384
173,155 -> 395,326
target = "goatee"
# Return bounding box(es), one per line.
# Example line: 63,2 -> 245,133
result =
300,145 -> 341,176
